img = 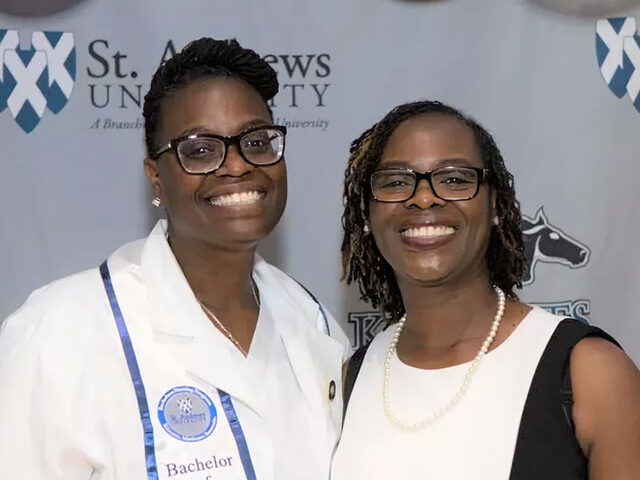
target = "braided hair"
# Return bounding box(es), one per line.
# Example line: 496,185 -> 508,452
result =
143,38 -> 279,157
341,100 -> 526,322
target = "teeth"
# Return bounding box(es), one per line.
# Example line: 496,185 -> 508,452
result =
401,226 -> 455,238
209,191 -> 263,206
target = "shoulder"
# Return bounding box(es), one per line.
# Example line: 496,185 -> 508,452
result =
571,334 -> 640,398
570,330 -> 640,456
0,238 -> 146,364
2,267 -> 104,337
0,267 -> 112,394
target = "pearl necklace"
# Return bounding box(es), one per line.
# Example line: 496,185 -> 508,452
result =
383,286 -> 506,431
198,280 -> 260,357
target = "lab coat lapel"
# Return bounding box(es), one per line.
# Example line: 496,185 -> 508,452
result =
254,259 -> 345,418
139,221 -> 256,410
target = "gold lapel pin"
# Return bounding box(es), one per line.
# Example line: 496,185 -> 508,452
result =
328,380 -> 336,400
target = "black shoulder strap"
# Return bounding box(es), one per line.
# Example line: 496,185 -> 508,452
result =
510,318 -> 621,479
343,343 -> 370,419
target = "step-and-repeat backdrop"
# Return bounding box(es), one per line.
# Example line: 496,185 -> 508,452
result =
1,0 -> 639,364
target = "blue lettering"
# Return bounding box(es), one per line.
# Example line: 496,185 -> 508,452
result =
169,412 -> 206,424
571,300 -> 591,323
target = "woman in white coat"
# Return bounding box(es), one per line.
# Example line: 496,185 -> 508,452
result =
0,38 -> 348,480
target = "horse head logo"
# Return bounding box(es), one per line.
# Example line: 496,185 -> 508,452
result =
521,208 -> 590,285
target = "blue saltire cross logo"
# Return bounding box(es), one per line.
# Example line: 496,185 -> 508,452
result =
0,29 -> 76,133
596,17 -> 640,114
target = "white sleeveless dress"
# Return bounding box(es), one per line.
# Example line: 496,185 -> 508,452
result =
331,306 -> 563,480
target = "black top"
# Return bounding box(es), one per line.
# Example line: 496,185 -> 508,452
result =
343,318 -> 620,479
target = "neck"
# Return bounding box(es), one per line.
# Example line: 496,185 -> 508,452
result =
168,229 -> 257,311
397,271 -> 499,351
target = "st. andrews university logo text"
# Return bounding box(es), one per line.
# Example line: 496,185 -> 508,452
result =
596,17 -> 640,113
0,29 -> 76,133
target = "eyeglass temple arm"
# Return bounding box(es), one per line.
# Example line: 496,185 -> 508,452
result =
151,142 -> 172,160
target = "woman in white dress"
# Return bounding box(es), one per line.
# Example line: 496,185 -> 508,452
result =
0,38 -> 348,480
332,100 -> 640,479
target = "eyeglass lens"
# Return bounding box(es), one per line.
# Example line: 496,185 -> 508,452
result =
177,128 -> 285,174
371,167 -> 480,202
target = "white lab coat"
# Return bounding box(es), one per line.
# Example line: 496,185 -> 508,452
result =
0,221 -> 349,480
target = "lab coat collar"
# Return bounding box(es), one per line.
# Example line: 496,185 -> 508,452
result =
138,220 -> 254,408
136,220 -> 344,415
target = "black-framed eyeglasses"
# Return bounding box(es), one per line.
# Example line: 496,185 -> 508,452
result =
150,125 -> 287,175
370,166 -> 489,203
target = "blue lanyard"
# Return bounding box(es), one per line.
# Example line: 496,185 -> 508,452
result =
218,390 -> 258,480
100,261 -> 159,480
99,261 -> 258,480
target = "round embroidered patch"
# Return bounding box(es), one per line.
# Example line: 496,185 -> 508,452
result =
157,386 -> 217,442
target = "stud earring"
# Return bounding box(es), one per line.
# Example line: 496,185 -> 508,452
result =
493,216 -> 499,226
363,223 -> 370,234
152,197 -> 161,207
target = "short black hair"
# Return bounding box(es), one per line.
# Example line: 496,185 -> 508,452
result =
341,100 -> 526,322
142,38 -> 279,157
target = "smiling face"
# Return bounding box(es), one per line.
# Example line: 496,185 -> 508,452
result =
144,76 -> 287,250
368,113 -> 495,288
